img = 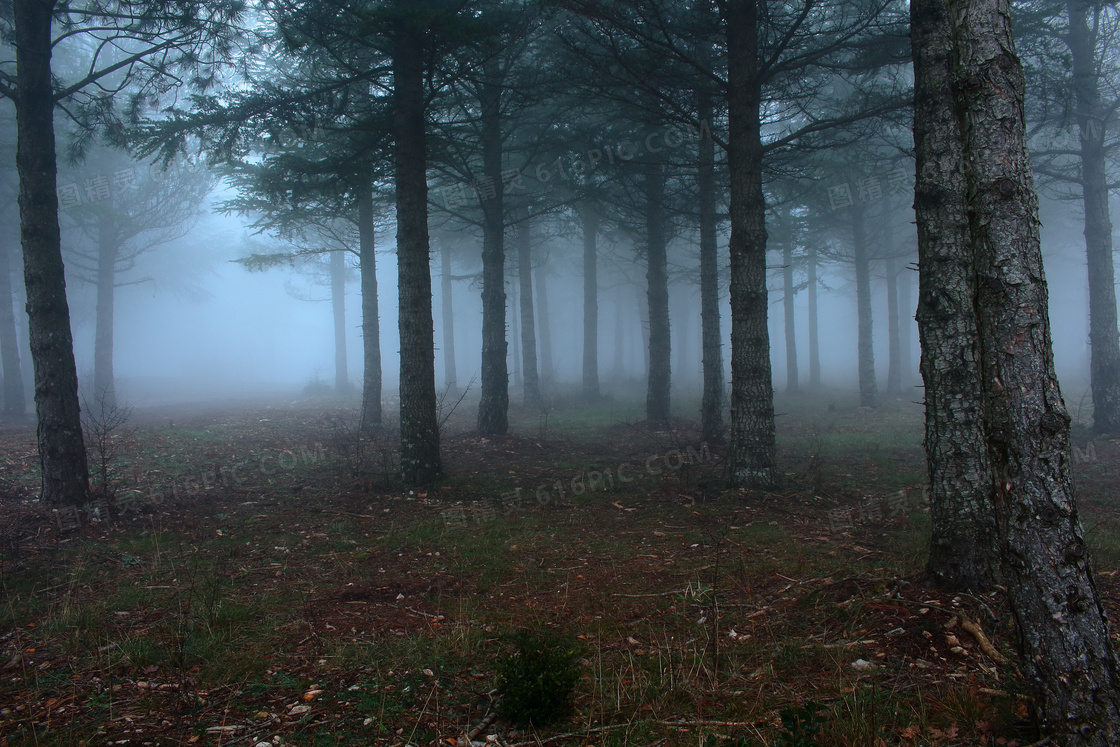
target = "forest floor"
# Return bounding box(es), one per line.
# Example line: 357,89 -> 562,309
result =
1,389 -> 1118,747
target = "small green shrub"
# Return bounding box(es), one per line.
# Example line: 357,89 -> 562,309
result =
495,630 -> 580,727
776,701 -> 826,747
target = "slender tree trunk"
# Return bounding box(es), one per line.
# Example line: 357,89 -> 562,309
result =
14,0 -> 89,505
330,248 -> 348,393
612,296 -> 625,380
726,0 -> 776,487
885,256 -> 902,396
676,301 -> 693,387
782,242 -> 798,394
510,271 -> 521,392
852,204 -> 877,408
93,214 -> 117,411
358,187 -> 382,428
698,87 -> 724,442
637,281 -> 650,377
392,32 -> 441,484
535,256 -> 553,391
439,238 -> 458,396
912,0 -> 999,591
950,0 -> 1120,737
580,204 -> 600,400
517,216 -> 539,406
0,240 -> 25,417
899,259 -> 913,389
645,161 -> 670,422
807,244 -> 820,389
477,61 -> 509,435
1068,0 -> 1120,435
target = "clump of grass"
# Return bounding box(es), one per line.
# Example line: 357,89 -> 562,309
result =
496,630 -> 581,727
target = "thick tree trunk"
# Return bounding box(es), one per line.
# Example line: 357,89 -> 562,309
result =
807,244 -> 820,389
477,61 -> 509,435
392,33 -> 441,484
645,161 -> 670,422
698,88 -> 724,442
517,217 -> 539,406
580,204 -> 600,400
950,0 -> 1120,738
852,204 -> 877,408
14,0 -> 89,506
439,238 -> 458,396
726,0 -> 776,488
782,242 -> 798,394
535,256 -> 553,391
330,248 -> 348,393
912,0 -> 999,591
358,187 -> 382,428
885,256 -> 902,396
1068,0 -> 1120,435
0,240 -> 25,417
93,214 -> 117,411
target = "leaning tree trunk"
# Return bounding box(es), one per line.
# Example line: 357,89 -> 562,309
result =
14,0 -> 89,506
645,161 -> 671,422
852,204 -> 877,409
1068,0 -> 1120,435
93,214 -> 118,411
0,239 -> 27,417
782,242 -> 798,394
439,238 -> 458,396
358,187 -> 382,429
698,83 -> 724,443
477,60 -> 509,435
807,244 -> 821,389
330,248 -> 348,393
912,0 -> 999,592
516,216 -> 539,406
726,0 -> 776,488
950,0 -> 1120,738
535,257 -> 553,391
392,32 -> 441,484
580,204 -> 600,400
885,256 -> 902,396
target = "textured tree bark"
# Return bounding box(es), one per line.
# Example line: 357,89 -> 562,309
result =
439,239 -> 457,396
477,60 -> 509,435
807,244 -> 820,390
885,256 -> 901,396
516,216 -> 539,406
852,204 -> 877,409
330,248 -> 348,393
93,214 -> 118,411
392,33 -> 441,484
1068,0 -> 1120,435
358,187 -> 382,429
0,240 -> 26,418
645,161 -> 670,422
782,242 -> 798,394
726,0 -> 776,488
912,0 -> 999,591
535,257 -> 553,391
950,0 -> 1120,738
698,87 -> 724,442
14,0 -> 90,505
580,204 -> 600,400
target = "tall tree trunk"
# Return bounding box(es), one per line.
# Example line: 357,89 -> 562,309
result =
330,248 -> 348,393
951,0 -> 1120,737
807,243 -> 820,389
698,87 -> 724,442
580,204 -> 600,400
14,0 -> 89,506
93,214 -> 117,411
535,256 -> 553,391
392,32 -> 441,484
885,256 -> 902,396
637,281 -> 650,377
726,0 -> 776,487
1068,0 -> 1120,435
510,271 -> 521,392
0,240 -> 25,417
899,259 -> 913,389
912,0 -> 999,591
477,60 -> 509,435
517,216 -> 539,406
612,296 -> 625,380
439,238 -> 458,395
645,161 -> 670,422
782,242 -> 798,394
852,204 -> 877,408
358,187 -> 382,428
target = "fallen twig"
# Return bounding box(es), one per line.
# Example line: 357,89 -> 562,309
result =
959,617 -> 1008,665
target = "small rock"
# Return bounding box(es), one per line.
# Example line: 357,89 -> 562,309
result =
850,658 -> 875,671
288,704 -> 311,715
